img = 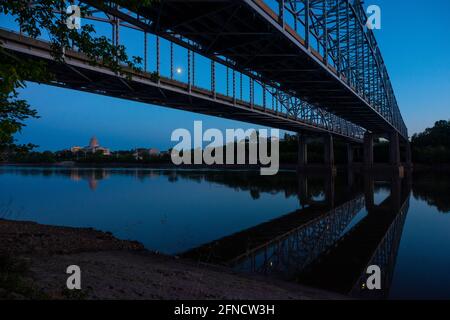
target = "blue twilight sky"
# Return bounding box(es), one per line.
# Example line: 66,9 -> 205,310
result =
1,0 -> 449,151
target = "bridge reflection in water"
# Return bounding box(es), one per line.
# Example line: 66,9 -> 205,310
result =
182,171 -> 412,299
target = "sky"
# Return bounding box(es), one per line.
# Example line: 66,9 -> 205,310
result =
1,0 -> 449,151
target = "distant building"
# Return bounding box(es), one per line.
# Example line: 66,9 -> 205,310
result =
89,136 -> 99,148
134,148 -> 160,160
70,146 -> 83,153
149,148 -> 160,156
70,136 -> 111,156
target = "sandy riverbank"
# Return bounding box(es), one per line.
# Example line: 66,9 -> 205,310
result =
0,219 -> 345,300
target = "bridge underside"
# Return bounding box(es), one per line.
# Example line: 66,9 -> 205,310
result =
116,0 -> 398,135
0,30 -> 363,142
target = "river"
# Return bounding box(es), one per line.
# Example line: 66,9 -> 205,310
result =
0,166 -> 449,299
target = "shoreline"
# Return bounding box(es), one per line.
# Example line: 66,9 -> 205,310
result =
2,162 -> 450,173
0,162 -> 297,171
0,219 -> 346,300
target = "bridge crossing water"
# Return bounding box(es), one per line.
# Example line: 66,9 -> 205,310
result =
94,0 -> 406,137
0,0 -> 410,167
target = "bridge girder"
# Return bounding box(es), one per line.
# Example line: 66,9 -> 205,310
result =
87,0 -> 407,139
0,1 -> 371,142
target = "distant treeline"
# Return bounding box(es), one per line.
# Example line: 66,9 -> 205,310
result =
349,120 -> 450,164
3,120 -> 450,165
5,135 -> 358,165
5,149 -> 172,164
411,120 -> 450,164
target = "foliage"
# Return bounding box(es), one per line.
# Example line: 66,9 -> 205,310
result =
0,254 -> 48,299
11,150 -> 57,163
411,120 -> 450,164
0,49 -> 46,160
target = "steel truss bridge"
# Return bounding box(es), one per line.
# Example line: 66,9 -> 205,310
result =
0,0 -> 408,143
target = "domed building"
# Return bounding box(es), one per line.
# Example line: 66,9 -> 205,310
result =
71,136 -> 111,156
89,136 -> 99,148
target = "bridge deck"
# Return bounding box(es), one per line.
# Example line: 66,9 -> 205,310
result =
0,29 -> 363,142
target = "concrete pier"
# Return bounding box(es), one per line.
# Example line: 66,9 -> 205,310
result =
363,132 -> 374,168
324,135 -> 334,167
347,143 -> 354,166
364,175 -> 375,211
389,132 -> 401,166
298,133 -> 308,167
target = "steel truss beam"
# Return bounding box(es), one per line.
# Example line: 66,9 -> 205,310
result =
278,0 -> 406,138
0,29 -> 364,141
78,0 -> 366,140
87,0 -> 407,139
1,1 -> 368,141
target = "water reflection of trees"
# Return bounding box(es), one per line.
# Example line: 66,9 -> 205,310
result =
0,168 -> 398,202
172,171 -> 351,201
0,167 -> 332,199
173,171 -> 301,199
412,172 -> 450,213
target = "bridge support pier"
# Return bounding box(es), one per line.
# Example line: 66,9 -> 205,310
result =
346,169 -> 355,195
364,132 -> 374,168
389,132 -> 405,176
391,175 -> 402,211
297,133 -> 308,167
322,134 -> 337,175
324,173 -> 335,207
389,132 -> 401,166
364,175 -> 375,211
298,174 -> 309,208
346,143 -> 354,166
324,134 -> 334,167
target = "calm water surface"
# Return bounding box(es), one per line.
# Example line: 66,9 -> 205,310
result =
0,166 -> 449,299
